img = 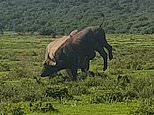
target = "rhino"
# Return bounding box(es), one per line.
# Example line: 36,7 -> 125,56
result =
42,31 -> 95,80
41,26 -> 113,81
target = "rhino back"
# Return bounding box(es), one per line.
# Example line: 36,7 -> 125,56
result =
45,36 -> 69,65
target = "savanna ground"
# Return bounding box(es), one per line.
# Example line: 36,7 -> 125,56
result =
0,33 -> 154,115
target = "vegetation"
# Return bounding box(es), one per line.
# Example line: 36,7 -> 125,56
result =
0,0 -> 154,34
131,99 -> 154,115
0,1 -> 153,114
0,33 -> 154,114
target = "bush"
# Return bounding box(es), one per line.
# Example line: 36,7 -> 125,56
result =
131,77 -> 154,99
0,103 -> 25,115
30,101 -> 58,113
38,27 -> 56,36
0,62 -> 10,71
69,85 -> 90,96
91,90 -> 125,103
131,99 -> 154,115
0,101 -> 58,114
45,86 -> 73,100
84,77 -> 105,87
7,62 -> 37,79
0,80 -> 45,103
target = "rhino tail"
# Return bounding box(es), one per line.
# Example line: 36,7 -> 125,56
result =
99,13 -> 105,28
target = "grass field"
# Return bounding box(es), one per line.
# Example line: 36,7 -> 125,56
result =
29,103 -> 136,115
0,33 -> 154,115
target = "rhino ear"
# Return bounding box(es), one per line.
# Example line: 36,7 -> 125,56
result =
48,59 -> 56,66
48,53 -> 50,58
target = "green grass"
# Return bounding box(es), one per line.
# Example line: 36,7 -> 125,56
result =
29,103 -> 136,115
0,34 -> 154,115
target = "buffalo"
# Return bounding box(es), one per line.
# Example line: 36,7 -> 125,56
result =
41,26 -> 113,81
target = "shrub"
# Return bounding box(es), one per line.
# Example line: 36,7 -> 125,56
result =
131,99 -> 154,115
38,27 -> 56,36
117,75 -> 131,90
0,80 -> 45,102
45,86 -> 73,100
7,62 -> 36,79
0,62 -> 10,71
69,85 -> 90,96
30,101 -> 58,113
131,77 -> 154,99
84,77 -> 105,87
0,103 -> 25,115
91,90 -> 125,103
84,78 -> 100,87
0,102 -> 58,114
49,73 -> 67,84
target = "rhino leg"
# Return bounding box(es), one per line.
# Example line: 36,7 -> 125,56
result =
80,51 -> 96,80
97,47 -> 108,71
80,58 -> 89,80
70,67 -> 78,81
105,43 -> 113,60
68,57 -> 78,81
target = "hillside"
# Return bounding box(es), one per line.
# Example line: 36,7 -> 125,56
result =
0,0 -> 154,34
